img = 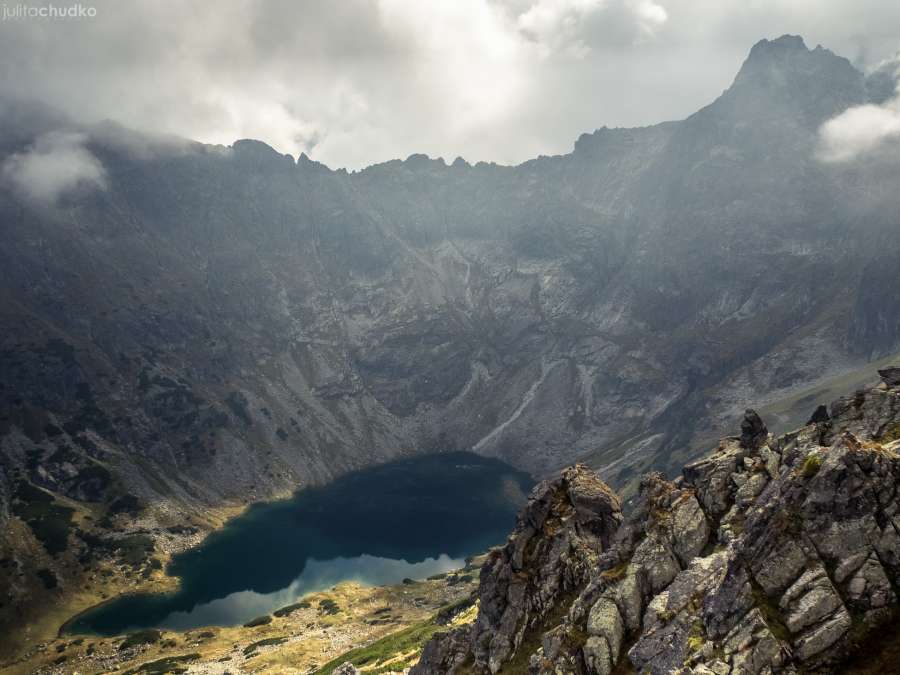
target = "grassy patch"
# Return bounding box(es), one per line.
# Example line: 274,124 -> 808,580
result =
273,600 -> 311,617
318,598 -> 340,615
108,493 -> 143,515
749,577 -> 791,642
243,614 -> 273,628
315,617 -> 447,675
685,619 -> 705,657
600,562 -> 629,582
800,453 -> 823,478
121,653 -> 200,674
434,594 -> 476,625
116,534 -> 155,566
11,482 -> 75,555
119,630 -> 163,650
243,636 -> 288,655
878,422 -> 900,443
36,567 -> 58,589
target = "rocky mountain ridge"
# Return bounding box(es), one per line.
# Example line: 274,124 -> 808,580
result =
412,367 -> 900,674
2,34 -> 900,652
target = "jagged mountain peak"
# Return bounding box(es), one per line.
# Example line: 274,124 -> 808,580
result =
747,33 -> 809,56
715,33 -> 866,124
737,34 -> 838,77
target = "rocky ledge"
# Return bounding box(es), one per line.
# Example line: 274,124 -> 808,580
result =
413,370 -> 900,674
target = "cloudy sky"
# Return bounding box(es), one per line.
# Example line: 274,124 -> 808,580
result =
1,0 -> 898,169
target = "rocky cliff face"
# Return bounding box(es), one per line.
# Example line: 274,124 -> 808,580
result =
2,36 -> 897,505
413,369 -> 900,674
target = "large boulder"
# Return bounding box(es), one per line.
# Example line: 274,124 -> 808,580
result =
878,366 -> 900,388
740,408 -> 769,450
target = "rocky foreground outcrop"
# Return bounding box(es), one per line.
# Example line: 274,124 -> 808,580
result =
413,371 -> 900,674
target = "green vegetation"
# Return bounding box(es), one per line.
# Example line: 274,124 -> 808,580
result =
108,493 -> 143,515
600,561 -> 629,582
316,618 -> 446,675
119,630 -> 163,650
273,600 -> 311,617
686,619 -> 705,654
36,567 -> 58,589
121,653 -> 200,675
498,593 -> 577,675
11,481 -> 74,555
879,423 -> 900,444
434,595 -> 476,625
749,577 -> 791,642
75,529 -> 156,568
447,573 -> 474,585
116,534 -> 156,566
243,614 -> 273,628
800,453 -> 823,478
243,636 -> 288,655
318,598 -> 340,615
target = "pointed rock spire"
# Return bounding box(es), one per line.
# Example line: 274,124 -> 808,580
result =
739,409 -> 768,450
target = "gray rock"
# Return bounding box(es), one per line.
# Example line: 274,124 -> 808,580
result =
779,567 -> 843,634
844,555 -> 895,611
792,609 -> 852,662
416,380 -> 900,675
683,449 -> 740,520
583,636 -> 614,675
721,608 -> 782,674
878,367 -> 900,388
411,626 -> 472,675
631,533 -> 680,595
806,404 -> 830,425
468,465 -> 621,672
671,495 -> 711,567
740,409 -> 769,450
333,664 -> 361,675
587,598 -> 624,656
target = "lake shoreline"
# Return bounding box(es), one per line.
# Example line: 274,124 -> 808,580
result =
61,452 -> 532,636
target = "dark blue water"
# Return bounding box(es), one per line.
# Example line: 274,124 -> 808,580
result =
64,452 -> 532,635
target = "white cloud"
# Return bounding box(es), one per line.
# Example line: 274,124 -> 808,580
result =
2,0 -> 900,169
818,94 -> 900,162
516,0 -> 668,59
2,131 -> 106,204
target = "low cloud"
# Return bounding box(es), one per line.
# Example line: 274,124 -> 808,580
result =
517,0 -> 668,58
3,1 -> 900,169
2,131 -> 107,204
818,95 -> 900,162
818,56 -> 900,163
